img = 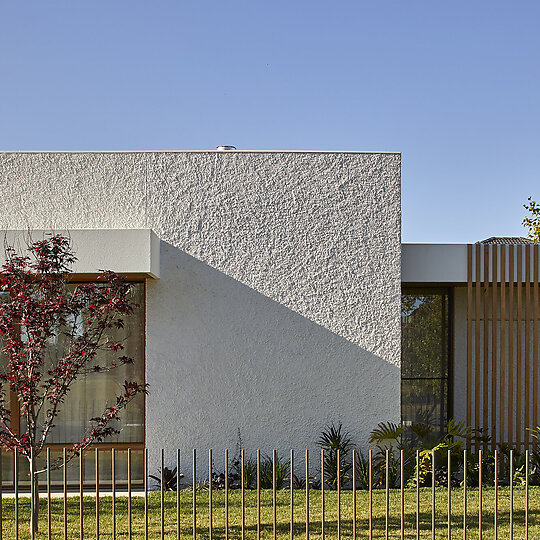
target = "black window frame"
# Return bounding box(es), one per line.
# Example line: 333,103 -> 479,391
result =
401,286 -> 453,433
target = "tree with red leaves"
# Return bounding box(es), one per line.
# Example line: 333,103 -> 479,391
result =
0,234 -> 148,533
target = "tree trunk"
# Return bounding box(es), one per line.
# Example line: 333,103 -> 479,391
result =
29,455 -> 39,535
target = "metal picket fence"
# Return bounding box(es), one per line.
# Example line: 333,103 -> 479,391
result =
0,446 -> 536,539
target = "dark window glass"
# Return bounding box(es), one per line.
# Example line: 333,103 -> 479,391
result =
401,288 -> 450,434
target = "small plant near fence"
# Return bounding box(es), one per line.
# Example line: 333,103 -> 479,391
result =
2,419 -> 540,538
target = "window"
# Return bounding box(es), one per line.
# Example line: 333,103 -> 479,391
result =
45,282 -> 146,445
0,281 -> 146,487
401,288 -> 450,434
2,281 -> 145,446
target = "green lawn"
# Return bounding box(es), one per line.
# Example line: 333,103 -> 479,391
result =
2,487 -> 538,539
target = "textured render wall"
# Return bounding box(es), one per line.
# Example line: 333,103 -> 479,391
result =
0,151 -> 401,473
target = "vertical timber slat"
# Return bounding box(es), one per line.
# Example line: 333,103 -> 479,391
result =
475,243 -> 482,444
509,245 -> 515,446
467,244 -> 473,440
500,246 -> 507,445
492,244 -> 498,449
525,246 -> 531,446
534,244 -> 539,439
517,245 -> 523,449
483,244 -> 490,443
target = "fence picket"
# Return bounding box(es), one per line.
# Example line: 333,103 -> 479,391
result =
432,450 -> 435,540
193,449 -> 196,540
305,449 -> 309,540
290,449 -> 294,540
0,444 -> 536,538
242,449 -> 245,540
255,449 -> 259,540
494,449 -> 498,540
161,449 -> 165,540
448,449 -> 451,540
479,449 -> 482,540
526,449 -> 529,540
337,448 -> 341,540
416,450 -> 420,540
369,448 -> 372,540
226,449 -> 230,540
401,449 -> 404,540
321,449 -> 325,540
385,449 -> 389,540
209,449 -> 213,540
463,450 -> 467,540
111,449 -> 115,540
128,448 -> 132,540
14,449 -> 18,540
47,448 -> 51,540
273,449 -> 277,540
353,448 -> 357,540
144,448 -> 149,540
95,448 -> 99,540
510,449 -> 514,540
177,449 -> 181,540
64,448 -> 68,540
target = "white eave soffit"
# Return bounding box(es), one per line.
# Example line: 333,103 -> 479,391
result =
0,230 -> 160,279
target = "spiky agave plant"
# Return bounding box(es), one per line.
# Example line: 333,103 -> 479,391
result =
317,423 -> 353,488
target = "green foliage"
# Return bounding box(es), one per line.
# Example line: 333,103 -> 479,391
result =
369,422 -> 406,450
523,197 -> 540,242
354,451 -> 371,490
231,456 -> 258,489
259,453 -> 290,489
149,466 -> 182,491
317,423 -> 353,488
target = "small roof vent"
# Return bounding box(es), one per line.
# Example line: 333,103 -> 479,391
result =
216,145 -> 236,151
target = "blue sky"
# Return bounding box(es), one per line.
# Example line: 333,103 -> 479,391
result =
1,1 -> 538,243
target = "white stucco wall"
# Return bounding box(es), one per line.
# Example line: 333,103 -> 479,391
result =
0,151 -> 401,475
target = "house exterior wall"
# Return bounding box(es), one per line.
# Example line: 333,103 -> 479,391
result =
0,151 -> 401,472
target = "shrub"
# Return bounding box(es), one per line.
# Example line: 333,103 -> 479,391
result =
260,453 -> 290,489
318,423 -> 353,488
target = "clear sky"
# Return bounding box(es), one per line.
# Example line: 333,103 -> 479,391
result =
1,1 -> 538,243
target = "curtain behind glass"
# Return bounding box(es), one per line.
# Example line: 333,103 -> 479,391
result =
39,282 -> 145,444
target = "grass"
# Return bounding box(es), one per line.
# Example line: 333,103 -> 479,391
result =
2,486 -> 539,538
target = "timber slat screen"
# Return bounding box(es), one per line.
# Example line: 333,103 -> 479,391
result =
467,243 -> 540,449
0,447 -> 537,538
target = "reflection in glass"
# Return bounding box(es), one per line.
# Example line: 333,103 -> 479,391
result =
16,283 -> 145,445
43,283 -> 145,444
401,288 -> 450,434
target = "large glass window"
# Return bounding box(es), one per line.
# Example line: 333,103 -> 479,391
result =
0,282 -> 145,487
401,288 -> 450,434
4,282 -> 145,445
43,282 -> 146,444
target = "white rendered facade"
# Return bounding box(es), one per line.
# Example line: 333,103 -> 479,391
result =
0,151 -> 402,471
